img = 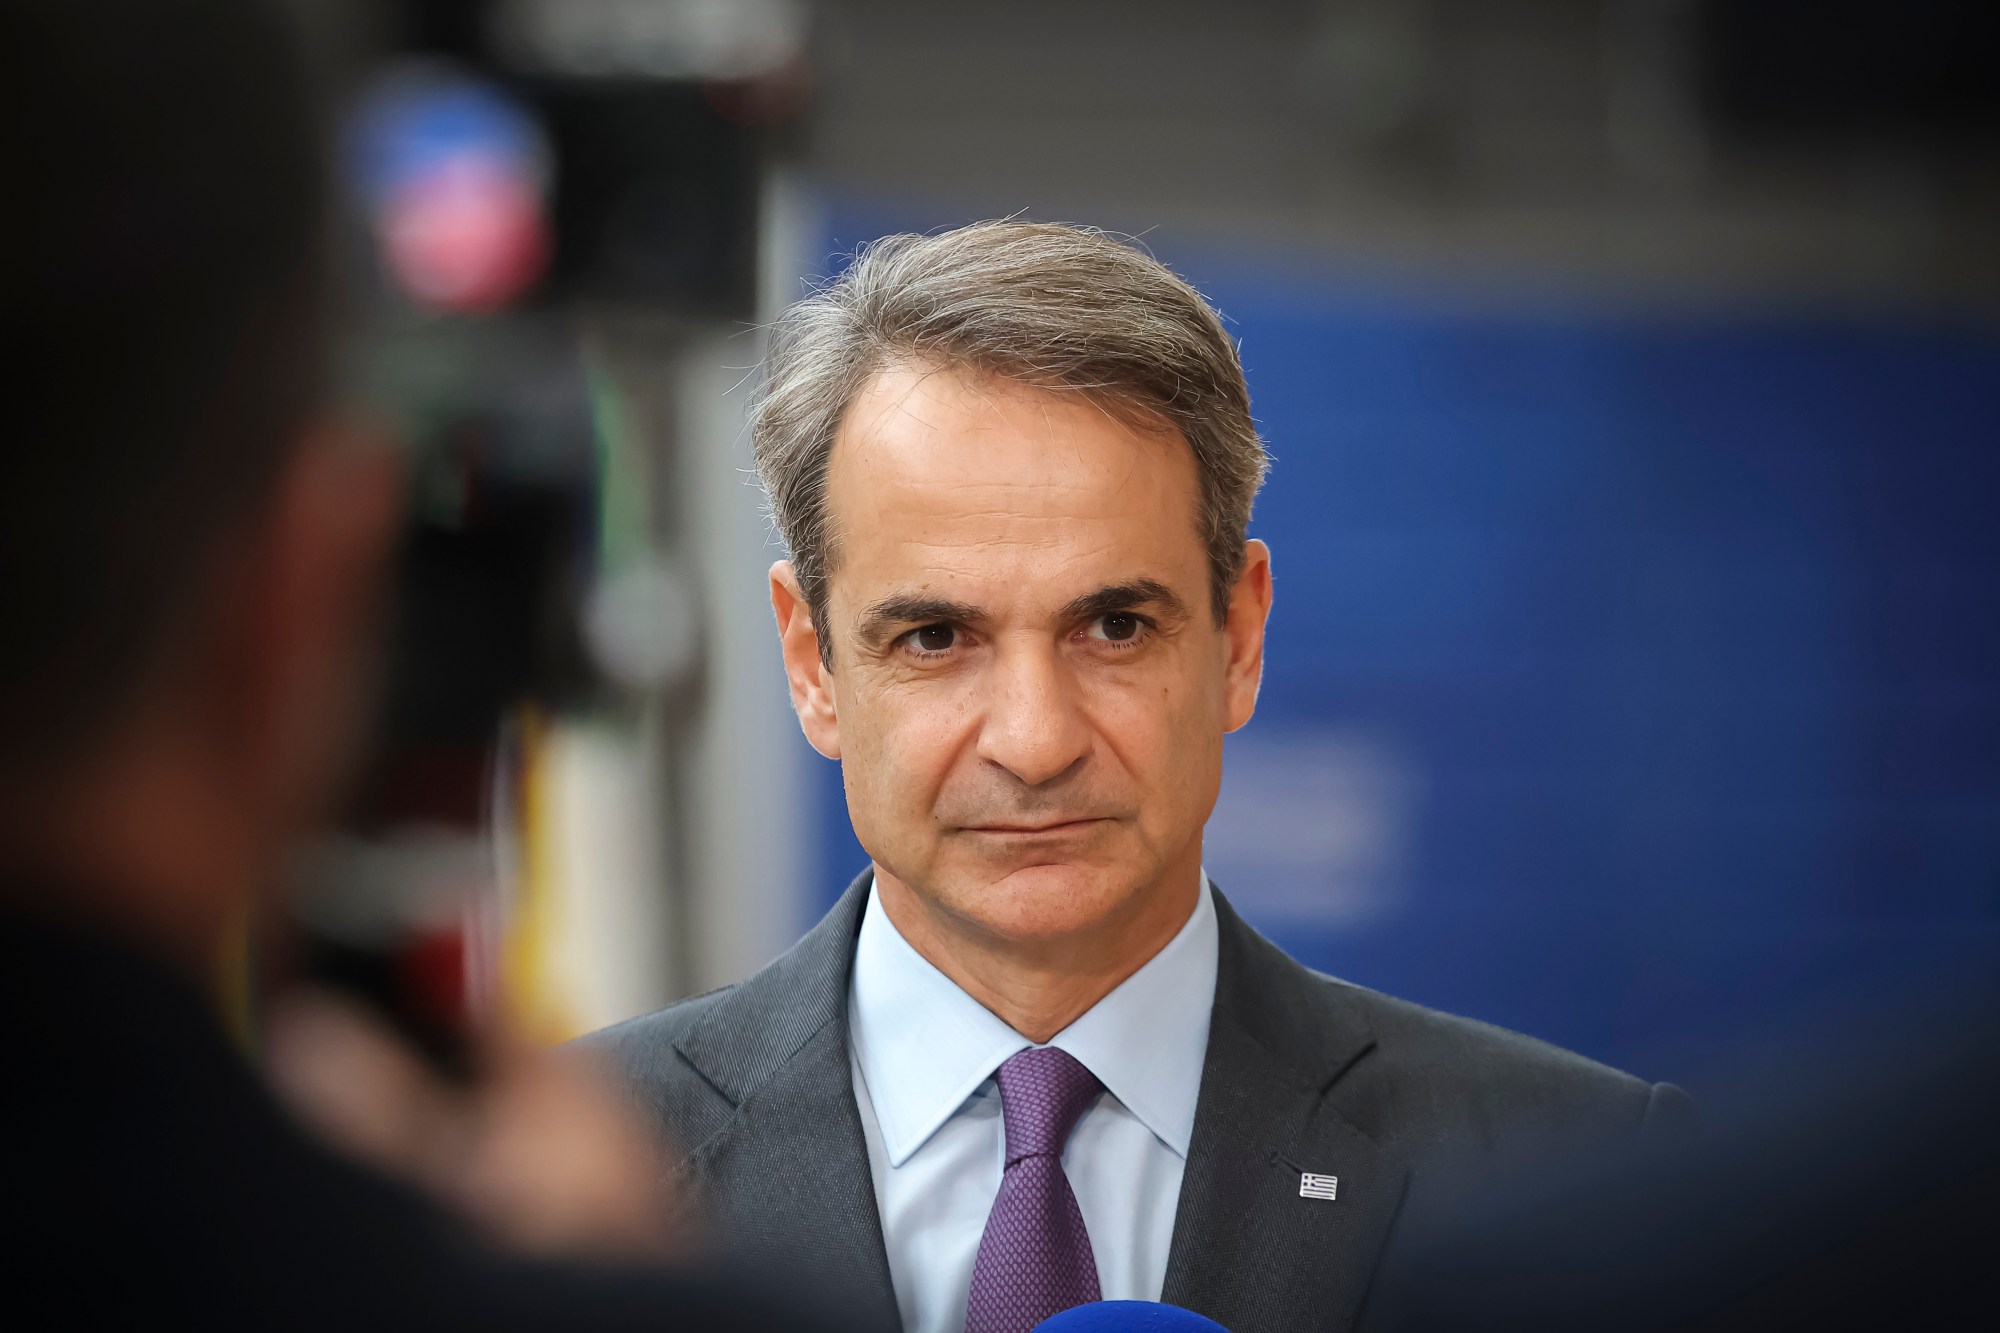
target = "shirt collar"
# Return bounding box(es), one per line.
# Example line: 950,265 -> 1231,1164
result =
848,871 -> 1218,1167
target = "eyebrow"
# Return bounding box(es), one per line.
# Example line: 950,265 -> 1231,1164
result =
854,594 -> 990,648
1059,579 -> 1190,624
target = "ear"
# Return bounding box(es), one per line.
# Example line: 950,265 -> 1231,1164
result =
1222,539 -> 1274,733
770,561 -> 841,759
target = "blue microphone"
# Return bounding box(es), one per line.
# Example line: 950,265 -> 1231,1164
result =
1033,1302 -> 1230,1331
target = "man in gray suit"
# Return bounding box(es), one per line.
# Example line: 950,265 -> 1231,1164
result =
591,222 -> 1690,1333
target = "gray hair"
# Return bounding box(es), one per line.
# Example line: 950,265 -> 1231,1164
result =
752,220 -> 1268,664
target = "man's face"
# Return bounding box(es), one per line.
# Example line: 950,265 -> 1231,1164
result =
772,363 -> 1271,949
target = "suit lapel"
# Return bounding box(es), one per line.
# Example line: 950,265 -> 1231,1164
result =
672,873 -> 900,1327
1162,891 -> 1409,1333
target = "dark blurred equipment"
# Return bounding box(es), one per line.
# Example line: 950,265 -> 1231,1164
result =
295,0 -> 812,1046
531,78 -> 761,318
1701,0 -> 2000,141
296,408 -> 593,1073
348,61 -> 761,318
360,0 -> 798,320
341,0 -> 805,756
299,896 -> 482,1074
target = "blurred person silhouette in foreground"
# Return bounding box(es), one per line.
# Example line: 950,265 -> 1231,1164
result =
0,2 -> 845,1328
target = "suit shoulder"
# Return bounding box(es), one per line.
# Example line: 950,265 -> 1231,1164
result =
1337,977 -> 1647,1098
574,984 -> 737,1096
1293,971 -> 1676,1158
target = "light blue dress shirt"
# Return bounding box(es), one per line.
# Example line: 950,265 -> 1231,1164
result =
847,874 -> 1220,1333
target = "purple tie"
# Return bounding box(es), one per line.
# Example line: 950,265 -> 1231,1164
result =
964,1046 -> 1105,1333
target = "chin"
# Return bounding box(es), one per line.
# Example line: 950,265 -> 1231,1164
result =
949,859 -> 1144,944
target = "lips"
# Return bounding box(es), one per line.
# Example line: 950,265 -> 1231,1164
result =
964,817 -> 1109,836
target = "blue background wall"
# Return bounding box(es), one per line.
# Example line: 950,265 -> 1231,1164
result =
804,206 -> 2000,1080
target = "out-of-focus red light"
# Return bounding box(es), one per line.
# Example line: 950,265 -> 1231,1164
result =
381,155 -> 550,313
351,67 -> 554,315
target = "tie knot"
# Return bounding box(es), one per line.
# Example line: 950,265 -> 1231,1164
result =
993,1046 -> 1103,1165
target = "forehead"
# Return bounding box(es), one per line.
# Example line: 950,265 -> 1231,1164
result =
823,364 -> 1204,609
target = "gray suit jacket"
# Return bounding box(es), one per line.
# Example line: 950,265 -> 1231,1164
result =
589,874 -> 1692,1332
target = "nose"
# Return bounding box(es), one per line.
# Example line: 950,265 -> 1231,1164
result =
975,638 -> 1091,788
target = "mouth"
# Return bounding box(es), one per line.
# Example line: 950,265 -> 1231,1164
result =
962,817 -> 1111,838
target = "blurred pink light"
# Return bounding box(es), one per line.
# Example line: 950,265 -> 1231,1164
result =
380,153 -> 550,313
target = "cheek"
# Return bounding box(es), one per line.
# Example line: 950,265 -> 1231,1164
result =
842,680 -> 976,814
1096,660 -> 1216,764
1088,662 -> 1226,799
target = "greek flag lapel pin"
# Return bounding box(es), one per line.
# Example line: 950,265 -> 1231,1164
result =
1299,1172 -> 1339,1202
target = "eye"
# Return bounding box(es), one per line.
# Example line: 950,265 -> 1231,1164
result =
1087,612 -> 1145,645
906,623 -> 957,655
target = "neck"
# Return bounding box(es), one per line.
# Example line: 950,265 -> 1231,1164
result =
873,854 -> 1204,1044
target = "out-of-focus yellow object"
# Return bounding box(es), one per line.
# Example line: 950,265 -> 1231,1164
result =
496,705 -> 671,1045
500,707 -> 583,1044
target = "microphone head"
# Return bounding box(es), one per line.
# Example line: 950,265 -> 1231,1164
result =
1033,1301 -> 1230,1331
